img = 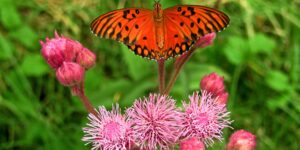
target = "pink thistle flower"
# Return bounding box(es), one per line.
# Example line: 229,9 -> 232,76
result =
227,130 -> 256,150
179,91 -> 232,146
126,94 -> 181,150
82,105 -> 133,150
194,33 -> 216,48
180,137 -> 205,150
200,73 -> 228,105
56,62 -> 85,86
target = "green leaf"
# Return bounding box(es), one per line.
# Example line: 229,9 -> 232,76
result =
0,34 -> 14,60
21,54 -> 49,77
249,33 -> 276,54
0,4 -> 22,29
9,25 -> 38,49
121,44 -> 154,81
266,94 -> 290,111
265,70 -> 289,92
223,36 -> 248,65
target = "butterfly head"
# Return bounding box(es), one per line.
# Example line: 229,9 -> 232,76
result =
153,1 -> 163,20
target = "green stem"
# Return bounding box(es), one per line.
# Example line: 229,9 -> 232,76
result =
157,59 -> 165,94
229,64 -> 244,108
164,47 -> 197,94
72,83 -> 97,117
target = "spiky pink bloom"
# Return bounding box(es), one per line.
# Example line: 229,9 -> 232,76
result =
82,105 -> 133,150
126,94 -> 181,150
179,91 -> 232,146
200,73 -> 228,105
180,137 -> 205,150
227,130 -> 256,150
194,33 -> 216,48
56,62 -> 85,86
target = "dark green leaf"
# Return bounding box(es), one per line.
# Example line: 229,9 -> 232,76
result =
0,34 -> 14,60
9,26 -> 38,49
0,5 -> 21,29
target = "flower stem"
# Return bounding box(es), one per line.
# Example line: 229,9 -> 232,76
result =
157,58 -> 165,94
72,83 -> 98,117
164,47 -> 197,94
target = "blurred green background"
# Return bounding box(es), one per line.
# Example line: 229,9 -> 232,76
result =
0,0 -> 299,149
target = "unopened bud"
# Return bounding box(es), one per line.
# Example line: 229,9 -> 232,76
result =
40,38 -> 65,69
200,72 -> 228,105
200,73 -> 225,95
40,31 -> 85,68
180,137 -> 205,150
227,130 -> 256,150
217,92 -> 228,105
194,33 -> 216,48
56,62 -> 85,86
76,48 -> 96,69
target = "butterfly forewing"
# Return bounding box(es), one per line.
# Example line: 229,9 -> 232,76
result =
162,5 -> 230,57
90,8 -> 161,59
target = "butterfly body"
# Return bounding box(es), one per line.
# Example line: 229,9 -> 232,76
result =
91,2 -> 229,60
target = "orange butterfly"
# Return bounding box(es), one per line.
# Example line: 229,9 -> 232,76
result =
91,1 -> 229,60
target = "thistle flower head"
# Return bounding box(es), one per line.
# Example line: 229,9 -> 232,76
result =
227,130 -> 256,150
179,91 -> 232,146
126,94 -> 181,150
82,105 -> 133,150
55,62 -> 85,86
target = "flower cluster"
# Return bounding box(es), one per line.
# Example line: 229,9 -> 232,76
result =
82,85 -> 233,150
40,32 -> 96,87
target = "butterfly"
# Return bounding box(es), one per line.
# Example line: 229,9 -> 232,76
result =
90,1 -> 229,60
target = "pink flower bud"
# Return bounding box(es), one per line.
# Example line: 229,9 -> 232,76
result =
217,92 -> 228,105
200,73 -> 229,105
180,137 -> 205,150
200,73 -> 225,96
56,62 -> 85,86
40,39 -> 65,69
76,48 -> 96,69
40,31 -> 85,68
194,33 -> 216,48
227,130 -> 256,150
